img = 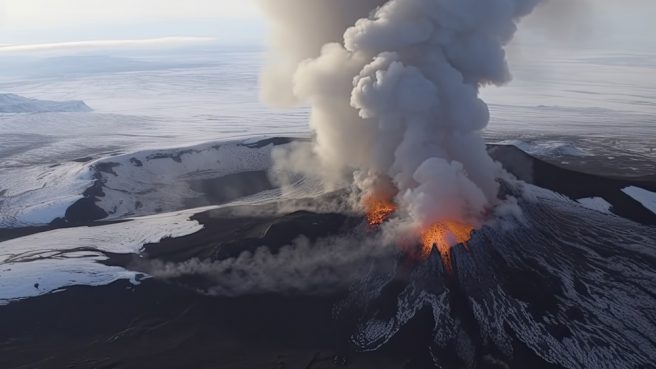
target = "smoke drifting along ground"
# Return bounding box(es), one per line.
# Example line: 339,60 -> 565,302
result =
262,0 -> 543,236
147,234 -> 397,296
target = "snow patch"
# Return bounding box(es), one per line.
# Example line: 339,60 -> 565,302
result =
577,197 -> 613,214
622,186 -> 656,215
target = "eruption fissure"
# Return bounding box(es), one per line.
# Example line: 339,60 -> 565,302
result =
362,191 -> 474,270
420,221 -> 474,273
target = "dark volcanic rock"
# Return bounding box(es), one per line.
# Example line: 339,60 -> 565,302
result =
488,144 -> 656,225
186,170 -> 275,206
0,279 -> 404,369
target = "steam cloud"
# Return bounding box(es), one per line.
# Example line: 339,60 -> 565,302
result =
261,0 -> 543,231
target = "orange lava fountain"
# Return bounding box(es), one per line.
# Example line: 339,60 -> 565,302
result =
361,194 -> 474,273
420,221 -> 474,273
363,195 -> 397,226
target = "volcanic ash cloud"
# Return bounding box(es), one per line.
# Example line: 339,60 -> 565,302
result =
260,0 -> 542,232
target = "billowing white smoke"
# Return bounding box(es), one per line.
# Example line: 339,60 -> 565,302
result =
261,0 -> 542,232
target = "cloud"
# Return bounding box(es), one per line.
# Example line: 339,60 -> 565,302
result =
0,37 -> 216,55
2,0 -> 259,25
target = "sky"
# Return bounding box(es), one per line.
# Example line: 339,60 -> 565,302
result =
0,0 -> 263,46
0,0 -> 654,52
520,0 -> 656,50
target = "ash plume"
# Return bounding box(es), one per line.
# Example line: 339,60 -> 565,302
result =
261,0 -> 543,232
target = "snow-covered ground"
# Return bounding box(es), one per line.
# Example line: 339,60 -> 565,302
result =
0,208 -> 205,305
0,138 -> 275,227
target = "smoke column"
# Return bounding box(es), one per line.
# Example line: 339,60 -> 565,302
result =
260,0 -> 543,235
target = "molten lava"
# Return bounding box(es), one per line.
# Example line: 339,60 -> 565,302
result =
361,193 -> 474,273
420,221 -> 474,273
363,196 -> 396,226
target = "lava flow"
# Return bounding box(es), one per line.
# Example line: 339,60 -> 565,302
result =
363,195 -> 396,227
420,222 -> 474,273
362,194 -> 474,272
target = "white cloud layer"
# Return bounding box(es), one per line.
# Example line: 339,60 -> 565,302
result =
1,0 -> 259,25
0,37 -> 216,55
0,0 -> 653,49
0,0 -> 260,44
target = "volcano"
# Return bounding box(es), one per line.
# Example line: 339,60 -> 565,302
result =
1,141 -> 655,369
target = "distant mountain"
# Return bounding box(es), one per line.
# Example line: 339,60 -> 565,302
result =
0,93 -> 92,113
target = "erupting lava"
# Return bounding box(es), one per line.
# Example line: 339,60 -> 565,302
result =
363,195 -> 396,227
420,222 -> 474,273
361,194 -> 474,273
